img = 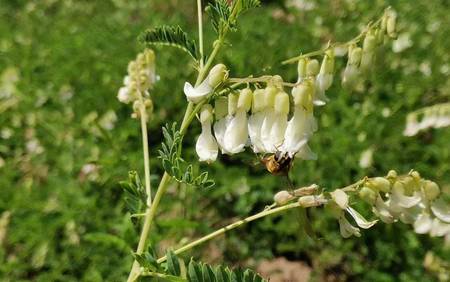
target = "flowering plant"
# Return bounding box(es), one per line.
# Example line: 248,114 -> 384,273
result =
115,1 -> 449,281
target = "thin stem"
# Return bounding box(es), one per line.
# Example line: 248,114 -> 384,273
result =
197,0 -> 204,69
228,76 -> 298,87
282,16 -> 384,65
156,202 -> 301,263
139,105 -> 152,207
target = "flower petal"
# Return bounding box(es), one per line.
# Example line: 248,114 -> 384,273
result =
339,215 -> 361,238
330,189 -> 348,210
430,218 -> 450,237
223,110 -> 248,154
391,182 -> 422,208
431,198 -> 450,223
214,117 -> 231,154
413,213 -> 432,234
346,206 -> 378,229
372,196 -> 395,223
195,122 -> 218,162
248,112 -> 266,153
183,79 -> 212,103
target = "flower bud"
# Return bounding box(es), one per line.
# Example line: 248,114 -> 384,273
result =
375,28 -> 385,45
237,88 -> 253,112
410,170 -> 421,181
215,97 -> 228,119
271,75 -> 284,88
368,177 -> 391,193
251,89 -> 266,113
208,64 -> 228,88
132,100 -> 142,112
274,91 -> 290,115
386,12 -> 397,39
274,190 -> 293,206
293,184 -> 318,197
306,59 -> 320,76
330,189 -> 348,209
387,170 -> 398,179
341,65 -> 359,89
363,33 -> 377,52
297,58 -> 307,80
423,180 -> 440,201
144,99 -> 153,113
200,104 -> 213,123
228,93 -> 238,116
298,195 -> 325,207
264,86 -> 277,108
349,47 -> 362,65
359,186 -> 377,205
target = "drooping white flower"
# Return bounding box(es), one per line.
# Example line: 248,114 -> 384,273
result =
414,213 -> 433,234
266,91 -> 289,151
339,214 -> 361,238
248,89 -> 266,153
281,82 -> 316,157
342,46 -> 362,90
184,64 -> 228,103
213,97 -> 231,154
373,195 -> 395,223
223,89 -> 252,154
195,104 -> 218,162
260,86 -> 279,153
315,50 -> 334,105
429,218 -> 450,237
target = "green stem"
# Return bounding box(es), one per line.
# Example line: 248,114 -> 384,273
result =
139,105 -> 152,207
197,0 -> 204,69
156,202 -> 301,263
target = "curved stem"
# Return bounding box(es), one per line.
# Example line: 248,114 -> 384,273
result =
282,16 -> 384,65
156,202 -> 301,263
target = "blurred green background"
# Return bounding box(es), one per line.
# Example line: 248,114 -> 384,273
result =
0,0 -> 449,281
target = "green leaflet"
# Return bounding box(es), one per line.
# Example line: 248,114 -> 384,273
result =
140,25 -> 198,60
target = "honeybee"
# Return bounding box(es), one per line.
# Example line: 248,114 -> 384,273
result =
261,151 -> 294,175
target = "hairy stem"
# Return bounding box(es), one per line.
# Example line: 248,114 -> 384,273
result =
156,202 -> 301,263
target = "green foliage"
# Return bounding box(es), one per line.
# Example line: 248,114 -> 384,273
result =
140,25 -> 198,60
206,0 -> 260,35
159,123 -> 215,189
120,171 -> 147,226
136,249 -> 265,282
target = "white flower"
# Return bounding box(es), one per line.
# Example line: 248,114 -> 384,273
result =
195,105 -> 218,162
315,50 -> 334,105
184,79 -> 213,103
223,89 -> 252,154
184,64 -> 228,103
117,86 -> 132,104
213,97 -> 231,154
281,82 -> 316,157
373,196 -> 395,223
431,198 -> 450,223
339,215 -> 361,238
414,213 -> 433,234
248,89 -> 266,153
265,91 -> 289,152
260,86 -> 279,153
403,114 -> 420,136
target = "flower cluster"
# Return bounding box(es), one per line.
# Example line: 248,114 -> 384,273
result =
187,55 -> 337,162
117,49 -> 156,119
403,102 -> 450,136
273,170 -> 449,240
341,8 -> 397,89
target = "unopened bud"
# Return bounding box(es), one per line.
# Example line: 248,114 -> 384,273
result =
298,195 -> 325,207
423,180 -> 440,201
368,177 -> 391,193
375,28 -> 385,45
387,170 -> 398,179
274,91 -> 290,115
274,190 -> 294,206
208,64 -> 228,88
293,184 -> 319,197
271,75 -> 284,88
363,33 -> 377,52
200,104 -> 213,123
144,99 -> 153,112
359,187 -> 377,205
237,88 -> 253,112
410,170 -> 421,181
252,89 -> 266,113
349,47 -> 362,65
386,12 -> 397,39
341,64 -> 359,89
330,189 -> 348,209
228,93 -> 238,116
320,50 -> 335,75
306,59 -> 320,76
